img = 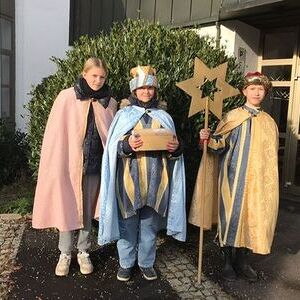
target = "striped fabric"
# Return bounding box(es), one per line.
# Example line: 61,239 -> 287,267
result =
216,115 -> 252,246
116,117 -> 170,219
207,106 -> 279,253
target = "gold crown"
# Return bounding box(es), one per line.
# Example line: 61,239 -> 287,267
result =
243,72 -> 272,92
130,65 -> 156,78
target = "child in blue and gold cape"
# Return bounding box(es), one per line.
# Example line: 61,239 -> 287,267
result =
193,72 -> 279,282
98,65 -> 186,282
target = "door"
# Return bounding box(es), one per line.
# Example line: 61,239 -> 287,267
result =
259,26 -> 300,200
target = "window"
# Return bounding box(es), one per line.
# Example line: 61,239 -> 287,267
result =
0,6 -> 14,121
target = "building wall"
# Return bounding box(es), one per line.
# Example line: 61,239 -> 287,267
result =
69,0 -> 221,42
225,20 -> 260,73
196,20 -> 260,74
15,0 -> 70,131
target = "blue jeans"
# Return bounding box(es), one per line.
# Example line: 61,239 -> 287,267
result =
117,206 -> 161,268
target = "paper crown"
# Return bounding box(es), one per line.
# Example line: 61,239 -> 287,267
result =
243,72 -> 272,92
129,65 -> 158,92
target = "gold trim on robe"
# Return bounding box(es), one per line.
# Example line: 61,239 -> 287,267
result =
189,107 -> 279,254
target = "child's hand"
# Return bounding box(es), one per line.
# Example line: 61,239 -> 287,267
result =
129,133 -> 143,151
199,129 -> 211,140
167,135 -> 179,153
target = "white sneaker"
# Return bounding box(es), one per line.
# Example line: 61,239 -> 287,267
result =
55,253 -> 71,276
77,251 -> 94,275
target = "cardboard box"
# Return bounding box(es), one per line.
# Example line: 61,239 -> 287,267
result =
132,128 -> 175,151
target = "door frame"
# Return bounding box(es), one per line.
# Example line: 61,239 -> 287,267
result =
258,26 -> 300,200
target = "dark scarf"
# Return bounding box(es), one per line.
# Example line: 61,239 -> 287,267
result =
74,77 -> 111,108
128,94 -> 159,109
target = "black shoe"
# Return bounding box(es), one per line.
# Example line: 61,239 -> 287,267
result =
117,267 -> 132,281
234,248 -> 258,282
140,267 -> 158,281
222,264 -> 237,281
221,246 -> 237,281
234,263 -> 258,282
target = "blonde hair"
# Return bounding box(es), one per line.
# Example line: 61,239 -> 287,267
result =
82,57 -> 108,75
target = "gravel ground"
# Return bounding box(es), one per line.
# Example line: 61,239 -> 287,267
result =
0,214 -> 26,300
1,215 -> 230,299
1,201 -> 300,299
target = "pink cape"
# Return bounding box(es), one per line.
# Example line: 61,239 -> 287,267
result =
32,87 -> 117,231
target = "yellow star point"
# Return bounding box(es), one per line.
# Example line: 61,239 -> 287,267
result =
176,58 -> 240,119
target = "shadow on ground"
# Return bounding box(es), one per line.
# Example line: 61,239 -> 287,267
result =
8,226 -> 179,300
182,200 -> 300,299
7,200 -> 300,299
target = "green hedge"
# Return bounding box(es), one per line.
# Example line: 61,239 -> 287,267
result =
27,20 -> 244,188
0,119 -> 30,187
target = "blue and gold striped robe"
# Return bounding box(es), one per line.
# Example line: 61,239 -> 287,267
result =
116,117 -> 171,219
189,105 -> 279,254
98,103 -> 186,245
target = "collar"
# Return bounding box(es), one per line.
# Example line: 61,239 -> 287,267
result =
243,104 -> 261,116
128,94 -> 159,109
74,77 -> 111,108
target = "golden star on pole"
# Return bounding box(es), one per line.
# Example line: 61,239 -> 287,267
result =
176,57 -> 240,119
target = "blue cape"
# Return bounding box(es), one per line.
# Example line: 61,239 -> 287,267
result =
97,105 -> 186,245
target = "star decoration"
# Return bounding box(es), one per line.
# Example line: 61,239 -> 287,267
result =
200,78 -> 219,99
176,57 -> 240,119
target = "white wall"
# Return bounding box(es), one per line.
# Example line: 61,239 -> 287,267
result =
15,0 -> 70,132
195,20 -> 261,74
224,20 -> 260,73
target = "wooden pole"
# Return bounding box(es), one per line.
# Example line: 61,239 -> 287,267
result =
197,97 -> 209,283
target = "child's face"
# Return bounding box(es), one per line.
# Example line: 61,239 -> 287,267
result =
135,86 -> 156,103
83,66 -> 106,91
243,84 -> 266,107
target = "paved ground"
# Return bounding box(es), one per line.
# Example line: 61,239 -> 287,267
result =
1,200 -> 300,299
0,214 -> 26,299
